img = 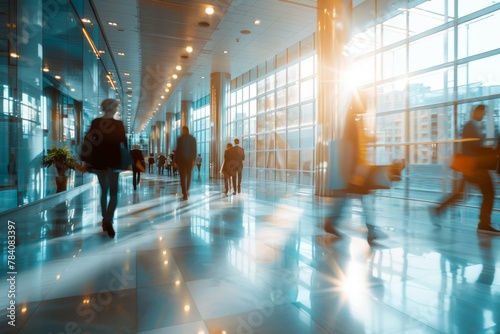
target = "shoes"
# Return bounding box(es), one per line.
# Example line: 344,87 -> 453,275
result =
103,222 -> 115,238
237,186 -> 241,194
323,219 -> 342,237
182,195 -> 188,201
477,225 -> 500,235
428,206 -> 441,227
233,192 -> 236,195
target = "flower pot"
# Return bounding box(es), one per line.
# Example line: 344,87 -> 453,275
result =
55,176 -> 68,192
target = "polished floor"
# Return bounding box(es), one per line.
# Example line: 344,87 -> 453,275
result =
1,171 -> 499,333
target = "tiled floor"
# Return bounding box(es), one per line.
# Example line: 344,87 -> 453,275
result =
1,172 -> 499,333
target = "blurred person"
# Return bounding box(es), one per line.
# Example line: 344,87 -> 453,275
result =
175,126 -> 197,200
221,143 -> 236,195
148,154 -> 155,173
157,153 -> 166,175
166,153 -> 173,176
195,153 -> 202,178
323,91 -> 383,243
232,138 -> 245,193
130,145 -> 145,190
430,104 -> 500,235
80,98 -> 126,238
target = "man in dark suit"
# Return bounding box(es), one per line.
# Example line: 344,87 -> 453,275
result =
430,104 -> 500,235
130,145 -> 145,190
232,138 -> 245,193
175,126 -> 197,200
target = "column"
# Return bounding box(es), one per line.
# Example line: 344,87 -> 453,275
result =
180,100 -> 192,128
210,72 -> 230,179
315,0 -> 353,196
165,112 -> 173,154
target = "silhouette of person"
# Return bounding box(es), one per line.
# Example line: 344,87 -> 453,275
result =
323,90 -> 382,242
130,145 -> 145,190
232,138 -> 245,193
148,154 -> 155,173
80,98 -> 126,238
221,143 -> 236,195
430,104 -> 500,235
195,153 -> 202,178
175,126 -> 197,200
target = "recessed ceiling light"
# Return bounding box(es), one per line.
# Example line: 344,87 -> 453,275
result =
172,74 -> 178,79
118,52 -> 125,56
201,76 -> 205,79
126,81 -> 132,84
164,88 -> 169,92
253,19 -> 261,25
186,46 -> 193,53
240,30 -> 251,35
124,72 -> 130,76
98,50 -> 106,54
70,88 -> 75,92
167,83 -> 172,87
161,95 -> 165,99
81,18 -> 93,24
43,66 -> 49,72
107,21 -> 118,26
55,75 -> 61,79
10,52 -> 19,58
176,65 -> 182,71
205,6 -> 214,15
223,50 -> 228,54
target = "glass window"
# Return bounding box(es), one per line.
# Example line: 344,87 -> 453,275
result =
242,85 -> 249,101
457,12 -> 500,59
257,96 -> 266,113
287,151 -> 299,170
287,129 -> 299,149
257,115 -> 266,133
266,93 -> 275,111
301,57 -> 314,79
249,99 -> 256,116
409,31 -> 447,72
409,0 -> 447,36
288,106 -> 300,128
458,0 -> 497,18
288,63 -> 299,83
266,74 -> 275,91
249,82 -> 257,98
300,127 -> 314,149
276,69 -> 287,88
288,83 -> 299,105
382,12 -> 406,47
276,109 -> 286,130
276,87 -> 287,109
257,79 -> 266,95
301,103 -> 314,126
300,79 -> 314,102
266,112 -> 275,131
409,67 -> 454,107
458,54 -> 500,100
249,116 -> 256,134
382,46 -> 405,79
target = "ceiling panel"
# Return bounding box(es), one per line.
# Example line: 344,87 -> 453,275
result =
92,0 -> 317,133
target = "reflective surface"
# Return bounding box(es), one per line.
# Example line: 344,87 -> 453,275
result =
1,172 -> 499,333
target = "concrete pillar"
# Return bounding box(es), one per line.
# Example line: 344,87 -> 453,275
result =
210,72 -> 230,179
315,0 -> 353,196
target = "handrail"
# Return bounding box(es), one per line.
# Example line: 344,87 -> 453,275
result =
367,138 -> 479,147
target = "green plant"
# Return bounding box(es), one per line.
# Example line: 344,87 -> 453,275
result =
42,146 -> 80,177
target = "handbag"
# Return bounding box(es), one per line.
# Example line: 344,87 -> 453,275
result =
450,151 -> 498,176
135,160 -> 145,172
119,143 -> 133,170
349,164 -> 391,192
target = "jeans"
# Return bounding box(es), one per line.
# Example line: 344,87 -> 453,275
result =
133,171 -> 141,190
94,168 -> 121,223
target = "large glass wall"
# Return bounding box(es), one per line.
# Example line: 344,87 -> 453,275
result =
192,96 -> 211,176
0,0 -> 122,212
229,35 -> 317,186
350,0 -> 500,202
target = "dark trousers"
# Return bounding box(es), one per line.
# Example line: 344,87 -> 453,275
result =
236,167 -> 243,190
94,168 -> 120,224
148,163 -> 154,173
325,192 -> 374,231
223,171 -> 236,193
158,165 -> 164,175
178,162 -> 194,197
438,170 -> 494,225
133,171 -> 141,190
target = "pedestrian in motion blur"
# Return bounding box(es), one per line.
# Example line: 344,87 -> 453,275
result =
323,90 -> 382,243
430,104 -> 500,235
232,138 -> 245,193
196,153 -> 202,178
130,144 -> 145,191
175,126 -> 197,200
221,142 -> 236,195
80,98 -> 127,238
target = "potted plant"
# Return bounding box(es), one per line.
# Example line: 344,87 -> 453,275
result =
42,146 -> 80,192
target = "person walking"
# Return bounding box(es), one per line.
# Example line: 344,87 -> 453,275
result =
130,145 -> 145,191
323,91 -> 382,242
175,126 -> 197,200
221,143 -> 236,195
148,154 -> 155,173
232,138 -> 245,193
195,154 -> 202,178
157,153 -> 166,175
80,98 -> 127,238
166,153 -> 173,176
430,104 -> 500,235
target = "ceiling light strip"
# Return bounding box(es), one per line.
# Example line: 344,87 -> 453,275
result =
82,28 -> 100,59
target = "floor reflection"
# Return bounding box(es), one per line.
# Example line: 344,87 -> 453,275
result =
0,172 -> 499,333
